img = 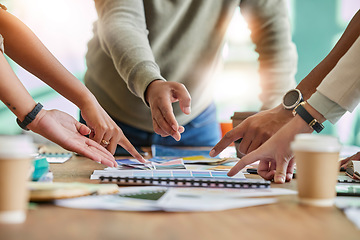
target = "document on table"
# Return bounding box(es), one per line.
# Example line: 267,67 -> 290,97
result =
55,187 -> 296,212
156,187 -> 296,212
335,197 -> 360,229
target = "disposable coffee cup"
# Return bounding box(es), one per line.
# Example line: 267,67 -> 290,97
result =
291,134 -> 341,207
0,135 -> 36,224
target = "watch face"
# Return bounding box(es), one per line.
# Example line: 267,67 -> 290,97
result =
284,90 -> 299,106
283,89 -> 302,109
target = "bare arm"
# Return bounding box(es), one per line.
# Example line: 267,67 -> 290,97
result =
210,10 -> 360,158
0,8 -> 146,162
296,10 -> 360,99
0,53 -> 117,167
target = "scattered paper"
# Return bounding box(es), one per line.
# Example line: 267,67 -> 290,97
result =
343,208 -> 360,229
37,153 -> 72,163
151,145 -> 213,158
55,186 -> 296,212
335,196 -> 360,229
158,189 -> 276,212
340,145 -> 360,159
152,159 -> 186,170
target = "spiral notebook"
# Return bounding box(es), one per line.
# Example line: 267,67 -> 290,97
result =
92,169 -> 270,189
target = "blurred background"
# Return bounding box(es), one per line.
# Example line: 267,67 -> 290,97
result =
0,0 -> 359,147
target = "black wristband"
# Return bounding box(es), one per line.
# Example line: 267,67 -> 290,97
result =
293,102 -> 324,133
16,103 -> 43,131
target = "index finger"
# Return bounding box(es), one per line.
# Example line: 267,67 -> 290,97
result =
175,84 -> 191,115
118,137 -> 147,163
209,127 -> 244,157
227,151 -> 259,177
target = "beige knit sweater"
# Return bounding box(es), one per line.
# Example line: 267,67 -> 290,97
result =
85,0 -> 297,132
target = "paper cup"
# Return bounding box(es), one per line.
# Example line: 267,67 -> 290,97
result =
291,134 -> 341,207
0,135 -> 36,224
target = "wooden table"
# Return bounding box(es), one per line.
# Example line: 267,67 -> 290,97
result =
1,151 -> 359,240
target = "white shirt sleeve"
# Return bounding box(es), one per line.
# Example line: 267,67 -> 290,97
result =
307,91 -> 346,124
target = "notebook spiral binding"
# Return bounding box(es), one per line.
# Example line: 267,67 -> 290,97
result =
99,176 -> 270,189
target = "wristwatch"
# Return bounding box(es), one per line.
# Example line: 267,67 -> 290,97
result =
282,89 -> 304,110
292,102 -> 324,133
16,103 -> 43,131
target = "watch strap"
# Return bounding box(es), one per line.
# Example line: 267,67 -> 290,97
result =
16,103 -> 43,131
293,102 -> 324,133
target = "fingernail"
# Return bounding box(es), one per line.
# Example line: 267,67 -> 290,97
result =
184,107 -> 191,114
286,173 -> 293,181
172,125 -> 177,131
173,134 -> 180,141
275,176 -> 285,184
209,149 -> 215,157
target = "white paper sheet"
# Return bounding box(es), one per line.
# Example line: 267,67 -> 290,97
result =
55,187 -> 296,212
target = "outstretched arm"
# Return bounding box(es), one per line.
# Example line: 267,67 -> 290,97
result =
210,9 -> 360,158
94,0 -> 191,141
0,8 -> 146,162
0,52 -> 117,167
224,14 -> 360,183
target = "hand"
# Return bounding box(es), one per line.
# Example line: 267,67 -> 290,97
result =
227,115 -> 313,183
80,101 -> 146,163
145,80 -> 191,141
340,151 -> 360,169
28,109 -> 119,167
210,105 -> 293,157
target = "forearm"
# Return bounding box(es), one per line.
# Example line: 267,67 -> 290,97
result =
281,102 -> 325,143
296,10 -> 360,100
0,9 -> 95,110
0,53 -> 36,120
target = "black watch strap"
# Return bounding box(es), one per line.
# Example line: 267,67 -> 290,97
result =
16,103 -> 43,131
293,102 -> 324,133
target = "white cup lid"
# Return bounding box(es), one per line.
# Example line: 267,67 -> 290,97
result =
0,135 -> 36,158
291,134 -> 341,153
